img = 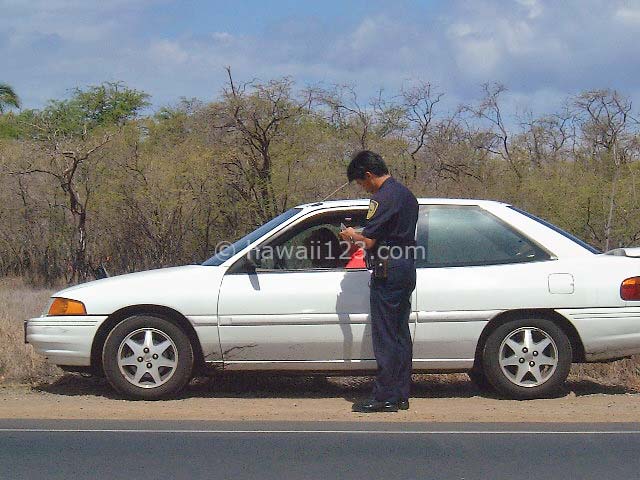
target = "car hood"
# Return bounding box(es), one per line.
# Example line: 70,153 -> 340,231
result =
53,265 -> 225,316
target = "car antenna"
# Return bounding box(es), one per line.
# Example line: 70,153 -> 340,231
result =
321,181 -> 349,202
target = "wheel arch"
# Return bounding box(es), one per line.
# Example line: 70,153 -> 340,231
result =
473,309 -> 586,368
90,305 -> 205,376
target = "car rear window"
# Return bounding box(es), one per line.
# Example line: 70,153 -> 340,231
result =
508,206 -> 601,254
416,205 -> 552,267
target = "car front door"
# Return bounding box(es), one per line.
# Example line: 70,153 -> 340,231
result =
216,208 -> 378,369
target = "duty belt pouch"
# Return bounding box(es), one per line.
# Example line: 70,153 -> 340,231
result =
372,245 -> 389,279
372,257 -> 388,279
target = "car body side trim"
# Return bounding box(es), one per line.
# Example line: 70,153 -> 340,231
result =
215,358 -> 475,371
186,315 -> 218,326
222,359 -> 378,371
416,310 -> 503,323
216,313 -> 372,326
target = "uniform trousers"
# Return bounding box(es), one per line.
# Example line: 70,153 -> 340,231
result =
369,256 -> 416,402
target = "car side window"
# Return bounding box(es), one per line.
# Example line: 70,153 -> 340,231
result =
416,205 -> 552,268
256,210 -> 368,271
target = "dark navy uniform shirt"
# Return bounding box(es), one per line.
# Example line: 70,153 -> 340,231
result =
362,176 -> 419,249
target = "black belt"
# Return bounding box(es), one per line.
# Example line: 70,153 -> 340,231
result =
370,243 -> 417,260
378,241 -> 416,248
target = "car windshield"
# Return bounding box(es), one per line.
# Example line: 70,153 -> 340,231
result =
509,206 -> 602,254
202,208 -> 302,266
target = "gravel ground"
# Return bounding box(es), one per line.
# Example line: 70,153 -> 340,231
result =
1,373 -> 639,423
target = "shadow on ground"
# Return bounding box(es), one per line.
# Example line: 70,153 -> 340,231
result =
566,378 -> 632,396
34,372 -> 638,402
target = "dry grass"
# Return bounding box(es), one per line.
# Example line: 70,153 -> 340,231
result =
1,276 -> 639,392
570,358 -> 640,392
0,277 -> 61,383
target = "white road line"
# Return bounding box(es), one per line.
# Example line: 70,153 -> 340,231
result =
1,428 -> 640,435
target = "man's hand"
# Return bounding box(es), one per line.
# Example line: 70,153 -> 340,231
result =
339,227 -> 356,242
339,226 -> 376,250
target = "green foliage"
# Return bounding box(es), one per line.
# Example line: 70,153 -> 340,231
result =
72,82 -> 150,127
0,83 -> 20,113
32,82 -> 149,140
0,111 -> 32,139
2,77 -> 640,283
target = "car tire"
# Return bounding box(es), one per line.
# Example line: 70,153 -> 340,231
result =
467,368 -> 494,392
102,314 -> 194,400
481,317 -> 572,400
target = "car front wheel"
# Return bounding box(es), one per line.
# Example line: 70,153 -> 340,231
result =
102,315 -> 194,400
467,368 -> 494,392
481,317 -> 572,399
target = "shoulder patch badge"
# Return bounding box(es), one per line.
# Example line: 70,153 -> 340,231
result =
366,200 -> 379,220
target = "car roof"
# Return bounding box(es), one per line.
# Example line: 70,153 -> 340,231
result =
295,198 -> 511,211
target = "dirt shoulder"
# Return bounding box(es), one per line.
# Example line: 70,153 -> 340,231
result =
1,374 -> 639,423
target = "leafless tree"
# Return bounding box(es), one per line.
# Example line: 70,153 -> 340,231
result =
319,84 -> 374,150
573,90 -> 639,250
519,108 -> 574,167
401,81 -> 444,179
466,83 -> 521,180
213,67 -> 307,222
10,125 -> 113,283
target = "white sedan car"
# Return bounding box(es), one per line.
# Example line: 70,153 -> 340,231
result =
26,199 -> 640,400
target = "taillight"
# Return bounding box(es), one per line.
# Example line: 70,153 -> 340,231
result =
621,277 -> 640,300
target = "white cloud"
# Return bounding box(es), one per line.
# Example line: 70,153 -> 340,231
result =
2,0 -> 640,125
149,39 -> 190,66
211,32 -> 233,43
614,6 -> 640,24
453,37 -> 502,78
448,23 -> 476,38
516,0 -> 543,19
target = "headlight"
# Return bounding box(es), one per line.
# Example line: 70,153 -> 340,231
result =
47,298 -> 87,316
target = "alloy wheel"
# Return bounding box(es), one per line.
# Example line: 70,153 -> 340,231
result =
117,328 -> 178,389
498,326 -> 558,388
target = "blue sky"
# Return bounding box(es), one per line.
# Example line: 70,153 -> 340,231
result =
3,0 -> 640,121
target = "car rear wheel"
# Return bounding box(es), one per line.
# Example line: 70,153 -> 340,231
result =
482,317 -> 572,399
467,368 -> 494,392
102,315 -> 194,400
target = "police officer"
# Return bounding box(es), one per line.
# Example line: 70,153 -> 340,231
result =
339,150 -> 419,413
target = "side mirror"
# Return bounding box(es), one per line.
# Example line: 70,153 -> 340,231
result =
93,264 -> 109,280
246,248 -> 260,270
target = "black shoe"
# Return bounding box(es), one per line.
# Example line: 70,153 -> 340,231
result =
352,399 -> 399,413
398,399 -> 409,410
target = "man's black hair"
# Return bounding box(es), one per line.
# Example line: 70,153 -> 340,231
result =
347,150 -> 389,182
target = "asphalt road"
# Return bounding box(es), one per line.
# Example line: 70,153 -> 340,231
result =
1,420 -> 640,480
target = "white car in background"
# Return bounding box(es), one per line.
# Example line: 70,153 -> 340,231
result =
25,199 -> 640,400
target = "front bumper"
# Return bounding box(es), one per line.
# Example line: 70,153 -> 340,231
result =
25,315 -> 108,366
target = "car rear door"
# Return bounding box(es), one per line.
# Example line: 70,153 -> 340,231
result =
413,204 -> 555,370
